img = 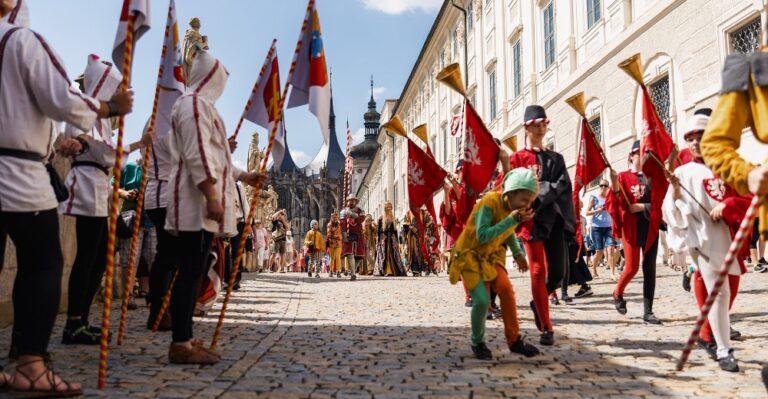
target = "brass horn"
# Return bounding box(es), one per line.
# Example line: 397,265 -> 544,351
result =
382,115 -> 407,138
618,53 -> 645,86
565,92 -> 586,118
502,135 -> 518,152
412,124 -> 428,146
436,63 -> 466,97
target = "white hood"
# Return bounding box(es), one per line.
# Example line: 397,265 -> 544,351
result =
2,0 -> 29,28
186,51 -> 227,104
83,54 -> 123,102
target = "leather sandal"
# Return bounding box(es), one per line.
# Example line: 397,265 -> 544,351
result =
9,358 -> 83,397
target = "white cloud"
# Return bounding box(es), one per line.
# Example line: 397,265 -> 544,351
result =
290,149 -> 310,165
361,0 -> 442,14
351,127 -> 365,145
371,86 -> 386,101
232,158 -> 247,171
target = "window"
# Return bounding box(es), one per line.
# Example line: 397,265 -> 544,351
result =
467,1 -> 474,33
512,40 -> 522,98
452,29 -> 459,60
588,115 -> 602,188
469,91 -> 477,108
730,17 -> 761,54
486,0 -> 492,6
543,2 -> 556,68
442,125 -> 449,166
440,50 -> 446,68
430,136 -> 437,158
587,0 -> 601,29
488,69 -> 497,120
648,75 -> 672,135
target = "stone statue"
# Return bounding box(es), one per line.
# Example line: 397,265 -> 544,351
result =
182,17 -> 209,79
247,132 -> 263,172
265,185 -> 278,214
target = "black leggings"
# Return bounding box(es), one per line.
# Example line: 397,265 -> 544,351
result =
543,216 -> 567,294
225,222 -> 245,285
67,216 -> 108,324
170,230 -> 213,342
147,208 -> 178,321
0,209 -> 63,356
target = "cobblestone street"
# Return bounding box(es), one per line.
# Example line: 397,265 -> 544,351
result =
1,263 -> 767,398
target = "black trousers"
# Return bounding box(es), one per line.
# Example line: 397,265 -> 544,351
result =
0,209 -> 63,356
170,230 -> 213,342
543,216 -> 567,294
641,240 -> 659,314
147,208 -> 178,322
67,216 -> 108,324
224,222 -> 245,286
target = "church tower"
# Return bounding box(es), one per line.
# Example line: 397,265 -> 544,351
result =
349,76 -> 381,196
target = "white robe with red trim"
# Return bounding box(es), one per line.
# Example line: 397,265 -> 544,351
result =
59,55 -> 128,217
165,51 -> 237,237
0,20 -> 100,213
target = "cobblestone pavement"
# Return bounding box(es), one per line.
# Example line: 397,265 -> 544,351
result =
1,262 -> 767,398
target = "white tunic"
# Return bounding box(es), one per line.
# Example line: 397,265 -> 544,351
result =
165,52 -> 238,236
144,89 -> 179,210
662,162 -> 741,276
0,20 -> 99,213
59,55 -> 126,217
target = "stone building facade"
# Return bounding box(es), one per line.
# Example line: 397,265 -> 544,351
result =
357,0 -> 768,222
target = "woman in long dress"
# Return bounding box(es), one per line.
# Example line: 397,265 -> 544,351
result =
402,210 -> 426,276
374,202 -> 406,276
363,214 -> 377,275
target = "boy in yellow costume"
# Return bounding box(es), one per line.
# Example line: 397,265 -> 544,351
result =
304,220 -> 326,278
700,51 -> 768,239
449,168 -> 540,360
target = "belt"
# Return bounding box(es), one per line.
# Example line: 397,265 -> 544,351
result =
72,161 -> 109,175
0,147 -> 44,162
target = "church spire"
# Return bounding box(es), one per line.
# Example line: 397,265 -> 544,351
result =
363,75 -> 380,140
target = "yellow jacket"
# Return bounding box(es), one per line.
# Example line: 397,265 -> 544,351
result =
701,54 -> 767,238
448,191 -> 524,291
304,229 -> 326,251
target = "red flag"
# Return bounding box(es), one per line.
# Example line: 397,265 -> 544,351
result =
461,99 -> 500,193
638,87 -> 674,253
407,140 -> 447,210
573,118 -> 609,248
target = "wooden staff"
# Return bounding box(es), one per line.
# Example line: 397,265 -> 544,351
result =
100,12 -> 135,390
676,195 -> 761,370
209,0 -> 316,350
646,151 -> 710,214
229,39 -> 277,142
151,268 -> 179,331
117,0 -> 175,346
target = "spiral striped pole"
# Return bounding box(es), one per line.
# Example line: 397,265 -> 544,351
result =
151,268 -> 179,331
343,121 -> 351,199
676,195 -> 761,371
230,39 -> 277,142
99,12 -> 135,391
117,1 -> 175,346
210,0 -> 315,350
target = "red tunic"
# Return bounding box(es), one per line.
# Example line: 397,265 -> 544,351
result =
606,170 -> 651,249
439,186 -> 475,248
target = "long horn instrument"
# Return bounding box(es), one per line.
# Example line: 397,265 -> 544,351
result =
618,53 -> 645,86
412,124 -> 428,146
436,63 -> 466,97
382,115 -> 407,138
502,136 -> 517,152
565,92 -> 587,118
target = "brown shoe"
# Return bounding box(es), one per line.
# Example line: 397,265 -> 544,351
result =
169,343 -> 220,365
192,339 -> 222,360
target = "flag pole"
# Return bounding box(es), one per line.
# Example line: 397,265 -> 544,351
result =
151,268 -> 178,331
210,0 -> 315,350
117,0 -> 176,346
230,39 -> 278,142
100,11 -> 135,390
646,151 -> 710,214
676,195 -> 761,370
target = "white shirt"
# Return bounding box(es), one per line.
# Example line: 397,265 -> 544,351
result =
0,21 -> 99,212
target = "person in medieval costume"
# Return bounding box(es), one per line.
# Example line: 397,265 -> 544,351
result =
304,220 -> 325,278
504,105 -> 576,347
0,0 -> 133,393
59,55 -> 151,345
608,140 -> 662,325
449,168 -> 540,360
422,207 -> 440,275
362,214 -> 377,275
165,51 -> 266,364
340,195 -> 365,281
664,108 -> 752,372
374,202 -> 407,276
326,212 -> 343,277
440,167 -> 477,307
402,210 -> 427,276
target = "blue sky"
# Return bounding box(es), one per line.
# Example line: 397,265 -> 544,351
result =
27,0 -> 442,168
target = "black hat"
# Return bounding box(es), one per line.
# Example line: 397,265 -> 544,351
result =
523,105 -> 549,126
630,140 -> 641,154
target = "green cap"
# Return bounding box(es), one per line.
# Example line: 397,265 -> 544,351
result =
502,168 -> 539,195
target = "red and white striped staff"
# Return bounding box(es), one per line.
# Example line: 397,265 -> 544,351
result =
230,39 -> 277,142
676,195 -> 762,370
117,0 -> 177,346
209,0 -> 316,350
343,120 -> 352,198
99,13 -> 135,393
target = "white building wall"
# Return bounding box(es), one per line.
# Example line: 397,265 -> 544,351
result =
358,0 -> 768,223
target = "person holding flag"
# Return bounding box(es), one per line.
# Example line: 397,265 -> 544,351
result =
449,168 -> 541,360
505,105 -> 576,347
0,0 -> 133,394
